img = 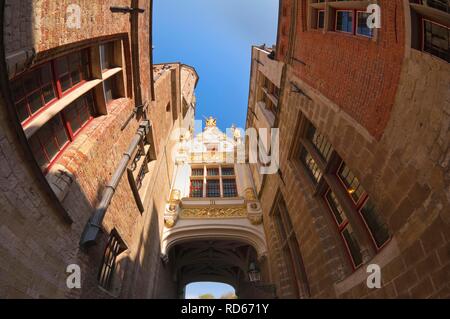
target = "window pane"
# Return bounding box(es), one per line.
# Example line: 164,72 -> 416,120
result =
16,100 -> 29,123
338,163 -> 365,203
206,180 -> 220,197
23,73 -> 39,92
357,12 -> 373,37
28,91 -> 44,114
190,180 -> 203,198
222,167 -> 235,176
423,20 -> 450,62
318,10 -> 325,29
336,11 -> 353,33
306,122 -> 333,162
325,191 -> 348,226
342,224 -> 364,268
223,179 -> 237,197
207,168 -> 219,176
300,149 -> 323,184
40,64 -> 53,84
100,43 -> 114,71
360,199 -> 390,248
104,78 -> 114,103
60,74 -> 72,92
29,135 -> 49,170
56,57 -> 69,76
42,84 -> 56,104
192,168 -> 204,176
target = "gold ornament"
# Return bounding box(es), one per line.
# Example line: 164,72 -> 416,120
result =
165,218 -> 175,228
205,116 -> 217,128
180,207 -> 247,219
244,188 -> 257,201
248,215 -> 263,225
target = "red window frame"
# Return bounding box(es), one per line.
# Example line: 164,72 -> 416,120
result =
63,92 -> 95,139
336,162 -> 391,252
29,115 -> 70,174
324,189 -> 364,270
11,63 -> 58,125
54,49 -> 91,96
11,49 -> 92,127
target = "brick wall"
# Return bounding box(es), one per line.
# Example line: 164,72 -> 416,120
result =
254,48 -> 449,298
0,0 -> 194,299
254,0 -> 450,299
276,0 -> 405,140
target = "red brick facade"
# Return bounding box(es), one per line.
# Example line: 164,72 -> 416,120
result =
0,0 -> 198,298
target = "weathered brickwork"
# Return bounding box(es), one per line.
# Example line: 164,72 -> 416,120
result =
277,0 -> 405,140
0,0 -> 198,299
251,1 -> 450,299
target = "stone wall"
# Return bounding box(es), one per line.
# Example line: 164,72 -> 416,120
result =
0,0 -> 196,299
255,48 -> 450,298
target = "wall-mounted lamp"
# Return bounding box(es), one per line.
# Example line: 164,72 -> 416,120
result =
248,262 -> 262,283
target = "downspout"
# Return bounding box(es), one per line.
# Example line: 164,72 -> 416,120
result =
79,120 -> 152,248
130,0 -> 143,114
149,0 -> 155,102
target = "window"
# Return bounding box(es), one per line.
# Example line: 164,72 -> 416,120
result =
29,116 -> 69,172
317,10 -> 325,29
207,168 -> 219,176
98,231 -> 127,291
192,168 -> 204,176
103,77 -> 118,104
63,92 -> 95,136
258,71 -> 280,114
273,195 -> 310,298
423,19 -> 450,62
300,149 -> 323,185
206,180 -> 221,198
55,50 -> 90,93
190,165 -> 239,198
337,163 -> 390,249
190,180 -> 203,198
223,179 -> 238,198
10,40 -> 128,175
336,10 -> 353,33
222,167 -> 235,176
11,63 -> 57,124
325,190 -> 363,268
356,11 -> 373,37
100,42 -> 115,71
294,114 -> 390,270
410,0 -> 450,14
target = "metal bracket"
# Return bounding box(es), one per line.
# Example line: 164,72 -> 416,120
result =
110,6 -> 145,14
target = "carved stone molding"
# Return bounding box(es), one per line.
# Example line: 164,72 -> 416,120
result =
180,207 -> 247,219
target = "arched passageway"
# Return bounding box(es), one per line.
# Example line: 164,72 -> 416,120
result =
168,239 -> 275,299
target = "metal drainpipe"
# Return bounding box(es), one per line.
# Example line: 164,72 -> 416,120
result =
79,120 -> 151,248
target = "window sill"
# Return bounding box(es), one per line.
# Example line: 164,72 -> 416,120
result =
410,3 -> 450,27
333,237 -> 400,296
102,67 -> 123,81
327,1 -> 370,10
23,79 -> 103,139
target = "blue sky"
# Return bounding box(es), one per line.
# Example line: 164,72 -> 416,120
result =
153,0 -> 279,132
185,282 -> 235,299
